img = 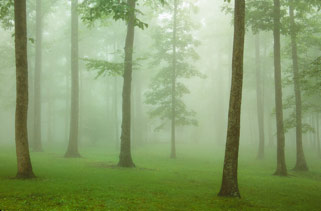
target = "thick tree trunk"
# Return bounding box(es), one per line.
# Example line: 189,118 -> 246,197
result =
273,0 -> 287,176
289,1 -> 308,171
170,0 -> 178,159
33,0 -> 43,152
255,34 -> 265,160
14,0 -> 35,179
65,0 -> 80,158
118,0 -> 136,167
218,0 -> 245,198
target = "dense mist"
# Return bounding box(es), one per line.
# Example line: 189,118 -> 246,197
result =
0,0 -> 320,210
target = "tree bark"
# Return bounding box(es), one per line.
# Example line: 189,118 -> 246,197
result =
289,1 -> 308,171
273,0 -> 287,176
14,0 -> 35,179
33,0 -> 43,152
65,0 -> 80,158
170,0 -> 178,159
118,0 -> 136,167
218,0 -> 245,198
255,34 -> 265,159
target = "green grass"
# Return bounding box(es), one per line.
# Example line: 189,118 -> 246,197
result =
0,142 -> 321,210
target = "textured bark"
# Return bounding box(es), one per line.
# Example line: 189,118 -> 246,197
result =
255,34 -> 265,160
273,0 -> 287,176
218,0 -> 245,198
65,0 -> 80,158
289,1 -> 308,171
14,0 -> 35,179
118,0 -> 136,167
170,0 -> 178,159
32,0 -> 43,152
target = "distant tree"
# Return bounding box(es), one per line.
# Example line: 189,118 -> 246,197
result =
145,0 -> 202,159
218,0 -> 245,198
65,0 -> 81,157
32,0 -> 43,152
287,0 -> 308,171
282,0 -> 320,167
14,0 -> 35,179
255,33 -> 265,160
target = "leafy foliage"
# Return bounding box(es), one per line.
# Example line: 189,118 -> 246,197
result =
145,0 -> 204,131
83,58 -> 124,78
0,0 -> 14,29
79,0 -> 148,29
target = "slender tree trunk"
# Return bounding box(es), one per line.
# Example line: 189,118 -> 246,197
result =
114,77 -> 119,150
273,0 -> 287,176
170,0 -> 178,159
33,0 -> 43,152
14,0 -> 35,179
289,1 -> 308,171
316,113 -> 320,158
218,0 -> 245,198
118,0 -> 136,167
255,34 -> 265,159
65,0 -> 80,157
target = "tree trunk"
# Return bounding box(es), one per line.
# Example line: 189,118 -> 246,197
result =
316,113 -> 320,158
114,77 -> 119,150
65,0 -> 80,158
255,34 -> 265,160
170,0 -> 178,159
14,0 -> 35,179
33,0 -> 43,152
289,1 -> 308,171
118,0 -> 136,167
273,0 -> 287,176
218,0 -> 245,198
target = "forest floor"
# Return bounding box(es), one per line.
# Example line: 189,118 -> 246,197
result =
0,142 -> 320,210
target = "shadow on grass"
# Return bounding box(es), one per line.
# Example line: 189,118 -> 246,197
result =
88,162 -> 156,171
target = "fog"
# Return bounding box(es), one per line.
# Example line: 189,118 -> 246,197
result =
0,0 -> 320,209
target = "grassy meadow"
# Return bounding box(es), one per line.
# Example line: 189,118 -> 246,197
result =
0,142 -> 320,210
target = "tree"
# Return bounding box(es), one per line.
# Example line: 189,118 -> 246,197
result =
14,0 -> 35,179
255,33 -> 265,159
288,0 -> 308,171
117,0 -> 136,167
218,0 -> 245,198
65,0 -> 81,157
272,0 -> 287,176
32,0 -> 43,152
146,0 -> 200,158
79,0 -> 163,167
145,0 -> 202,159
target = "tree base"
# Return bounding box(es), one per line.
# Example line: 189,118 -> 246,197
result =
273,169 -> 287,176
292,163 -> 308,172
256,154 -> 264,160
16,171 -> 36,179
117,160 -> 135,168
218,189 -> 241,198
170,154 -> 176,159
64,151 -> 81,158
